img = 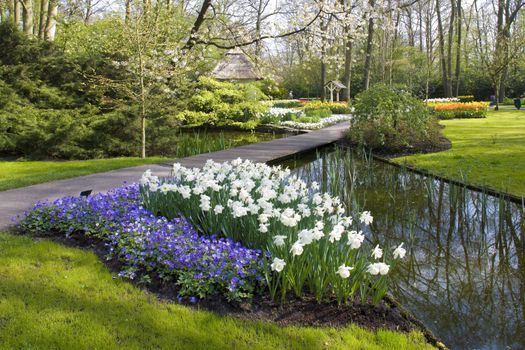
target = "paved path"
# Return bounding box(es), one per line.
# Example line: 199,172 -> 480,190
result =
0,122 -> 349,230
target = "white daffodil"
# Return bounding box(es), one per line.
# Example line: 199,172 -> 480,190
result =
273,235 -> 287,247
337,264 -> 354,278
214,205 -> 224,214
347,230 -> 365,249
290,241 -> 304,256
199,195 -> 211,211
371,244 -> 383,259
329,224 -> 344,243
367,262 -> 390,275
393,242 -> 406,259
360,211 -> 373,225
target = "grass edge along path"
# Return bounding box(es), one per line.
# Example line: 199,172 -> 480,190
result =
0,157 -> 168,191
0,232 -> 434,350
393,109 -> 525,198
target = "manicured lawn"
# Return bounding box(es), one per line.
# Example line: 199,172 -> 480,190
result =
0,157 -> 167,191
394,107 -> 525,197
0,232 -> 433,350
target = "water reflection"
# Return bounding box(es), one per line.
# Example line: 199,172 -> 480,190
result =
283,147 -> 525,350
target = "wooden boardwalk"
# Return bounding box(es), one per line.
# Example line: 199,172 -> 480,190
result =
0,122 -> 349,230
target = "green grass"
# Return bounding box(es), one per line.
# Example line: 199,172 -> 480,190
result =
395,107 -> 525,197
0,232 -> 433,350
0,157 -> 168,191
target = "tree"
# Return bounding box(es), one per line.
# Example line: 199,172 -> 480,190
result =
44,0 -> 58,41
106,1 -> 198,158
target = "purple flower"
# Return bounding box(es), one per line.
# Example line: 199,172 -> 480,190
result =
18,184 -> 265,301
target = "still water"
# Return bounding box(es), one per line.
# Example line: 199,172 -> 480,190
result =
282,147 -> 525,350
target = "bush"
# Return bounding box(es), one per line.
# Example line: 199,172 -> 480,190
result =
348,84 -> 441,152
177,77 -> 269,129
302,101 -> 352,114
304,107 -> 332,119
256,79 -> 287,99
272,100 -> 303,108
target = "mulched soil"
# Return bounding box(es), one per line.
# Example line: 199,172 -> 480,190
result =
26,231 -> 443,347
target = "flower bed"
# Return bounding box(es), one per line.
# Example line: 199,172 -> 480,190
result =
280,114 -> 352,130
424,97 -> 460,103
18,185 -> 264,302
427,101 -> 489,119
141,159 -> 404,304
19,159 -> 405,307
301,100 -> 352,114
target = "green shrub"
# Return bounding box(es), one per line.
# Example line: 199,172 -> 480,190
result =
256,79 -> 287,99
176,110 -> 218,126
188,91 -> 219,113
272,100 -> 303,108
304,107 -> 332,119
348,84 -> 441,152
177,77 -> 268,129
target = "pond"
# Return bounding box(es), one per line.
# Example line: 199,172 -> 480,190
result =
280,147 -> 525,350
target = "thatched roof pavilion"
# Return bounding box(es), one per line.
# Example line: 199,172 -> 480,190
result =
211,48 -> 262,82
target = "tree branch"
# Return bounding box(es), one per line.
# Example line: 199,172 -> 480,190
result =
193,9 -> 322,49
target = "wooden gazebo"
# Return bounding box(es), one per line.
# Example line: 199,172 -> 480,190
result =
211,48 -> 262,82
325,80 -> 346,102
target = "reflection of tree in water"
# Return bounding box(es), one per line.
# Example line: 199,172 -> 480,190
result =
288,148 -> 525,350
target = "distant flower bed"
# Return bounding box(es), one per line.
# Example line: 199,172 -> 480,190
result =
280,114 -> 352,130
427,101 -> 489,119
424,97 -> 460,103
141,159 -> 405,304
19,185 -> 264,302
301,100 -> 352,114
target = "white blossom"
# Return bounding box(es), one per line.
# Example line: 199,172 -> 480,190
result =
337,264 -> 353,278
393,242 -> 406,259
371,245 -> 383,259
271,257 -> 286,272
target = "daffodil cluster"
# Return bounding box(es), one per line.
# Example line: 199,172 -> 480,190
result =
141,158 -> 406,304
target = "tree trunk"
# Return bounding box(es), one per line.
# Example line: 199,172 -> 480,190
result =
362,0 -> 375,91
254,0 -> 264,66
446,0 -> 455,96
38,0 -> 47,38
320,12 -> 327,101
125,0 -> 131,23
499,66 -> 507,102
139,53 -> 147,159
455,0 -> 462,96
44,0 -> 57,41
13,0 -> 20,27
436,0 -> 449,97
84,0 -> 92,24
343,39 -> 353,101
418,1 -> 424,51
21,0 -> 33,37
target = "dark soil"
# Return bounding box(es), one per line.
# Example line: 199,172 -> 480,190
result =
27,231 -> 443,347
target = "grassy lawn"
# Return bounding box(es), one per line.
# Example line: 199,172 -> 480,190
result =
0,157 -> 168,191
0,232 -> 433,350
394,107 -> 525,197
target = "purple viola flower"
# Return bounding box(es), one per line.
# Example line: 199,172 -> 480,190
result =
18,184 -> 265,301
